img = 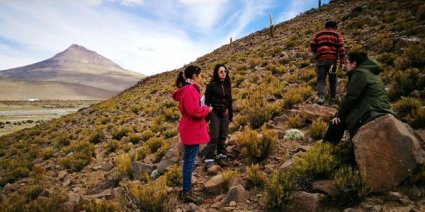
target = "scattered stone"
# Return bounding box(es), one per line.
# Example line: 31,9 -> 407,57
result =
204,174 -> 226,194
207,165 -> 222,175
353,114 -> 425,193
311,180 -> 336,195
229,201 -> 237,207
157,141 -> 180,174
221,185 -> 247,206
85,189 -> 112,199
131,162 -> 155,180
273,114 -> 288,124
102,163 -> 114,172
229,177 -> 246,188
188,203 -> 198,211
288,191 -> 321,212
299,104 -> 337,121
58,171 -> 67,180
87,180 -> 116,195
63,178 -> 71,187
280,160 -> 293,171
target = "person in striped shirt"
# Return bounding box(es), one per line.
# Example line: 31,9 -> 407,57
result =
310,20 -> 346,105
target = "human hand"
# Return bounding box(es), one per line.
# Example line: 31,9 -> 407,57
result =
208,106 -> 213,112
331,117 -> 341,125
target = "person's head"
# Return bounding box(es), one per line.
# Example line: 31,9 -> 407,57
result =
346,51 -> 368,72
325,21 -> 337,29
211,64 -> 231,86
175,65 -> 202,88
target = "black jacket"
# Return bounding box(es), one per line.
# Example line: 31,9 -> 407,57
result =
205,81 -> 233,121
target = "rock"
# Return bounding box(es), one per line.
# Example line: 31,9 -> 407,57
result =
102,162 -> 114,172
229,201 -> 237,207
85,189 -> 112,199
311,180 -> 336,195
387,191 -> 403,202
188,203 -> 198,211
353,114 -> 425,193
415,129 -> 425,143
273,114 -> 288,124
221,185 -> 247,206
228,177 -> 246,188
299,104 -> 337,121
131,162 -> 155,180
279,160 -> 293,171
111,187 -> 126,201
204,174 -> 226,194
157,141 -> 180,174
87,180 -> 116,195
63,192 -> 83,211
58,171 -> 67,180
63,178 -> 71,187
3,183 -> 20,194
288,191 -> 321,212
207,165 -> 222,175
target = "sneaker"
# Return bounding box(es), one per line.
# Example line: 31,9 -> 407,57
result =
317,97 -> 325,105
203,158 -> 215,170
178,190 -> 204,204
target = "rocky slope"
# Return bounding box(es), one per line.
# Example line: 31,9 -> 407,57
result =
0,0 -> 424,211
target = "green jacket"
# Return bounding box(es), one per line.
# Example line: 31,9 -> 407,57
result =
337,59 -> 392,131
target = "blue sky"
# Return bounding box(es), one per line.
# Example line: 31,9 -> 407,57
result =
0,0 -> 329,75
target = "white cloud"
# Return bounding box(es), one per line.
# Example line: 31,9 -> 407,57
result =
177,0 -> 229,31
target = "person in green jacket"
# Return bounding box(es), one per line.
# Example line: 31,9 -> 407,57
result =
324,51 -> 393,143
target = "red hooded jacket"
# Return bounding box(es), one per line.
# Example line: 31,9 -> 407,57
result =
172,83 -> 210,145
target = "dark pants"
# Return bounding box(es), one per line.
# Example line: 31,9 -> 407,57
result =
182,144 -> 199,192
323,122 -> 346,144
316,60 -> 337,99
204,111 -> 229,160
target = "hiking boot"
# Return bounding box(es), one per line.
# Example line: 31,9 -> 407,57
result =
215,154 -> 228,167
317,96 -> 325,105
203,158 -> 215,170
178,190 -> 204,204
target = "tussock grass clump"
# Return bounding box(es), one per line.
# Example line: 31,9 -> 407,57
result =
116,153 -> 132,176
237,127 -> 277,163
27,191 -> 67,212
164,166 -> 182,187
410,107 -> 425,129
308,119 -> 327,140
393,96 -> 422,118
111,126 -> 131,140
388,68 -> 425,101
266,143 -> 337,210
127,133 -> 142,144
133,146 -> 150,161
126,179 -> 170,212
60,140 -> 95,171
106,140 -> 121,153
89,130 -> 104,144
141,128 -> 155,141
243,90 -> 274,129
0,158 -> 31,186
286,114 -> 304,129
146,136 -> 165,153
40,147 -> 54,159
246,164 -> 266,188
329,165 -> 368,207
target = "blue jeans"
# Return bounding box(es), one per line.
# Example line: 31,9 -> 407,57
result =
316,60 -> 337,99
182,144 -> 199,192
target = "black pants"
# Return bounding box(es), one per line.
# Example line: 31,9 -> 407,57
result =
204,111 -> 229,160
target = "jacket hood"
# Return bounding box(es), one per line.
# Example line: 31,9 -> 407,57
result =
357,59 -> 383,75
172,83 -> 199,101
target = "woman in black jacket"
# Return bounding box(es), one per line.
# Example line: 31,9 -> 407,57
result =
203,64 -> 233,168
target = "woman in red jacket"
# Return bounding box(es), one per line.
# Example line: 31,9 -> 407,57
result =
172,65 -> 212,203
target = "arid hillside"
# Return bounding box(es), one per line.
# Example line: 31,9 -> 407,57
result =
0,0 -> 424,211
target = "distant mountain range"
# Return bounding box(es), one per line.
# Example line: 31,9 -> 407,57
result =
0,44 -> 145,100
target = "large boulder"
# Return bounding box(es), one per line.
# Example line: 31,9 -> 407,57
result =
353,114 -> 425,193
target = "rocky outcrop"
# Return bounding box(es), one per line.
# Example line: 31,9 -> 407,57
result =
353,114 -> 425,193
299,104 -> 337,121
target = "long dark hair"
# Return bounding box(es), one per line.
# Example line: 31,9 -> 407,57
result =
211,64 -> 231,87
175,65 -> 201,88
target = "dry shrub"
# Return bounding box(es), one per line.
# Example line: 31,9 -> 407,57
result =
237,127 -> 277,163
